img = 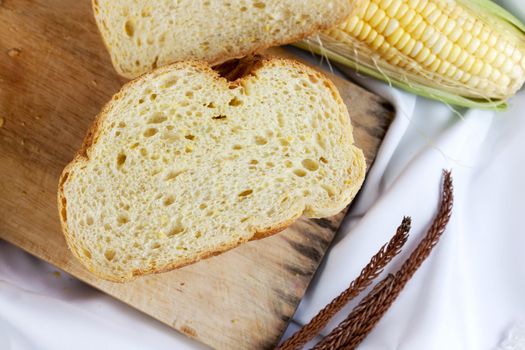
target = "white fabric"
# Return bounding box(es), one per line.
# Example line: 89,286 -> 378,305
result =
2,2 -> 525,348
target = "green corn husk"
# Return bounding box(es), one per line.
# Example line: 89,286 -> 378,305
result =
295,0 -> 525,110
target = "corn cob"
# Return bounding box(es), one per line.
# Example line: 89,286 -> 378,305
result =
297,0 -> 525,109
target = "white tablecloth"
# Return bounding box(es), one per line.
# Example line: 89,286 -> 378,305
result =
2,2 -> 525,349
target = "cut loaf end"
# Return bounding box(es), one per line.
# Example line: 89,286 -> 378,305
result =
58,56 -> 366,282
92,0 -> 353,78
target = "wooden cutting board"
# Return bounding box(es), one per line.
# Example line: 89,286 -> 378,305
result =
0,1 -> 394,349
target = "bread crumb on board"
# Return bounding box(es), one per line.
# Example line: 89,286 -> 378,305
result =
7,48 -> 21,58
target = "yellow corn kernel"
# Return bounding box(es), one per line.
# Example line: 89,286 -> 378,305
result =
365,2 -> 379,21
369,8 -> 386,27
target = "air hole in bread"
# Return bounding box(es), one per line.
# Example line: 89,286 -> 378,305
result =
161,77 -> 178,89
320,156 -> 329,164
152,243 -> 161,249
266,161 -> 274,168
238,189 -> 253,197
249,160 -> 258,165
280,138 -> 290,147
212,115 -> 227,120
293,169 -> 307,177
232,144 -> 242,150
141,7 -> 151,17
229,97 -> 242,106
86,216 -> 94,225
195,232 -> 202,238
206,102 -> 216,108
117,215 -> 129,225
199,203 -> 207,210
82,249 -> 92,259
277,113 -> 285,128
255,136 -> 267,145
316,133 -> 326,150
143,128 -> 158,137
302,159 -> 319,171
308,74 -> 319,84
184,134 -> 195,141
168,223 -> 185,237
116,153 -> 127,168
124,20 -> 135,37
150,93 -> 158,101
60,197 -> 67,221
148,112 -> 167,124
253,2 -> 266,9
185,91 -> 193,98
163,196 -> 175,206
104,249 -> 116,261
164,170 -> 186,181
284,160 -> 293,168
118,121 -> 127,128
322,184 -> 336,198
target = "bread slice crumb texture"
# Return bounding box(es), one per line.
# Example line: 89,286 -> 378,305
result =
92,0 -> 352,78
58,57 -> 365,281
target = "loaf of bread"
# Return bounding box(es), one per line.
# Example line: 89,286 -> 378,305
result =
92,0 -> 352,78
58,57 -> 366,282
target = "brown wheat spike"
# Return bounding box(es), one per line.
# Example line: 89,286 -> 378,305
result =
277,218 -> 411,350
312,170 -> 454,350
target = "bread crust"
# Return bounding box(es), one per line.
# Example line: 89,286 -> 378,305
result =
91,0 -> 354,79
58,56 -> 365,282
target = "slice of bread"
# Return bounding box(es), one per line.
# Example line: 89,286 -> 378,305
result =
58,56 -> 366,282
92,0 -> 352,78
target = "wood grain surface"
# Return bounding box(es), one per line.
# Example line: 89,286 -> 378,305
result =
0,1 -> 394,349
